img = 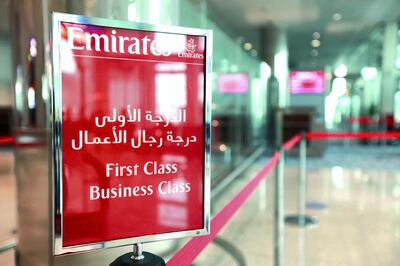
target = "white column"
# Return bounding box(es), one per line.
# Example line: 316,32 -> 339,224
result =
381,21 -> 398,114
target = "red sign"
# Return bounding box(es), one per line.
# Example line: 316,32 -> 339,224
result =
289,70 -> 325,94
218,73 -> 248,94
52,14 -> 211,254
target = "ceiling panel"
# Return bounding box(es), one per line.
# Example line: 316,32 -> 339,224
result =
207,0 -> 400,70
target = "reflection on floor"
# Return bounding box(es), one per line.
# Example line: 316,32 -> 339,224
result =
1,145 -> 400,265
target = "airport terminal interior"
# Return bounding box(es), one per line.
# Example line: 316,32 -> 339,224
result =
1,0 -> 400,265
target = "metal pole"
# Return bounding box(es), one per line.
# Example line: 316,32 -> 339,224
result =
131,243 -> 144,261
284,133 -> 317,227
274,146 -> 285,266
298,133 -> 306,225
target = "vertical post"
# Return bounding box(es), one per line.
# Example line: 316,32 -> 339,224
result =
131,243 -> 144,261
274,146 -> 285,266
284,132 -> 317,227
298,132 -> 306,224
110,242 -> 165,266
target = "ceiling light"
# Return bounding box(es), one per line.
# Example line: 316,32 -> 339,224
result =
236,36 -> 245,44
310,49 -> 319,56
334,64 -> 347,77
250,49 -> 258,57
212,120 -> 220,127
312,32 -> 320,39
219,144 -> 227,152
311,39 -> 321,48
243,42 -> 253,50
332,13 -> 342,21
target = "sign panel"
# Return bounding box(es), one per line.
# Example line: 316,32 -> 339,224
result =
218,73 -> 249,94
51,13 -> 212,255
289,70 -> 325,94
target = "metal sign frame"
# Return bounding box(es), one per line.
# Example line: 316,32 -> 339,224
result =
51,12 -> 212,256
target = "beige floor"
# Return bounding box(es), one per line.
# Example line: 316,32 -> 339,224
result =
1,146 -> 400,265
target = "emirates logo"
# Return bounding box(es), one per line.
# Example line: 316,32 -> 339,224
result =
186,38 -> 196,53
178,38 -> 204,59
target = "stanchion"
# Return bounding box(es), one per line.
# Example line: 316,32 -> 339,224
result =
110,243 -> 165,266
285,133 -> 317,226
274,146 -> 285,266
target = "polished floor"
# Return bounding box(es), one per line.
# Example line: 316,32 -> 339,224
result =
1,144 -> 400,265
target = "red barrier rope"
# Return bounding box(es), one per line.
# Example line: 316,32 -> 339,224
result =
0,136 -> 46,148
167,152 -> 280,265
0,136 -> 14,145
166,135 -> 301,265
307,131 -> 400,139
348,117 -> 376,125
14,141 -> 47,148
283,134 -> 301,152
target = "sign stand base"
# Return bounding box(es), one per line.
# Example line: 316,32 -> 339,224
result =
110,243 -> 165,266
284,215 -> 318,227
109,252 -> 165,266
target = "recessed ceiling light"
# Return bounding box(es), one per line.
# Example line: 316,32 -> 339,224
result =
250,49 -> 258,57
243,42 -> 253,50
236,36 -> 245,43
332,13 -> 342,21
311,49 -> 319,56
212,120 -> 220,127
311,39 -> 321,48
312,32 -> 320,39
219,144 -> 227,152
